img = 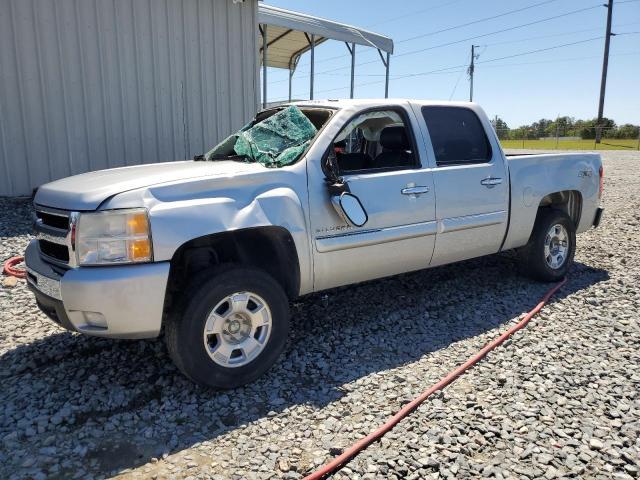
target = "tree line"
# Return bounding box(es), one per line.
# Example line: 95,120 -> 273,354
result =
491,116 -> 640,140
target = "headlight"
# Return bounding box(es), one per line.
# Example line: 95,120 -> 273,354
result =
76,209 -> 153,265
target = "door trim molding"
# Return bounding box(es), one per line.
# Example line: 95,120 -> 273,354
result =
438,210 -> 507,234
316,220 -> 437,253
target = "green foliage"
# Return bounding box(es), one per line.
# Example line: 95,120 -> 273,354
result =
501,138 -> 639,151
491,116 -> 510,139
614,124 -> 640,139
496,116 -> 638,141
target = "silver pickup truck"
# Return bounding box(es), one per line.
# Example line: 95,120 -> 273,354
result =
25,99 -> 604,388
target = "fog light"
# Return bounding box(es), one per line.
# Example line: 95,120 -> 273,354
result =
83,311 -> 107,329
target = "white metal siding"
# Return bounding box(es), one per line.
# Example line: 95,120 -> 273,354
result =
0,0 -> 259,196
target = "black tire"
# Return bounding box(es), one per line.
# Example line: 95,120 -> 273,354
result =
519,209 -> 576,282
165,265 -> 290,389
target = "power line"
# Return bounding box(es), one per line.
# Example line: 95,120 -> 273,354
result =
448,67 -> 467,100
364,0 -> 466,28
294,0 -> 562,70
326,50 -> 640,81
482,24 -> 627,46
280,36 -> 611,99
276,65 -> 468,101
269,3 -> 605,86
385,4 -> 605,61
271,49 -> 640,102
386,37 -> 604,81
478,36 -> 605,65
276,50 -> 640,102
397,0 -> 562,44
270,20 -> 640,80
291,26 -> 640,79
277,0 -> 640,82
475,51 -> 640,70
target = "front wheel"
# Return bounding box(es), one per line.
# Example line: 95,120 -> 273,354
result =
165,265 -> 290,389
519,209 -> 576,282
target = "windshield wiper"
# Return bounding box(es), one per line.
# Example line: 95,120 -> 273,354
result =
207,154 -> 251,162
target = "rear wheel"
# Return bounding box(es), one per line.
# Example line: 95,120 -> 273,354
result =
519,209 -> 576,282
165,265 -> 290,388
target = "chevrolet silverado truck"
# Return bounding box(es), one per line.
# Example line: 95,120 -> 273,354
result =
25,100 -> 604,388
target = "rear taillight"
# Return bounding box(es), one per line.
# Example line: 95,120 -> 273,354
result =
599,165 -> 604,200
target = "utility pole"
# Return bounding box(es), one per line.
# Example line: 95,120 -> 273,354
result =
468,45 -> 480,102
596,0 -> 614,144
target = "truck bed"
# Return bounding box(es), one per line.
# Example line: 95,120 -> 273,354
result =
502,152 -> 601,251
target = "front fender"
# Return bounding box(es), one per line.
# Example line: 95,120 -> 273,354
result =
144,186 -> 311,293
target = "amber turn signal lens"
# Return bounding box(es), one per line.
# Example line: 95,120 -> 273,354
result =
127,212 -> 149,235
128,239 -> 151,261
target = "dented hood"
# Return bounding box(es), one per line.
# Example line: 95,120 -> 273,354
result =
35,160 -> 264,211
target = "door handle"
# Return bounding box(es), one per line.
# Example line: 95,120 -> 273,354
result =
480,177 -> 503,188
401,186 -> 430,196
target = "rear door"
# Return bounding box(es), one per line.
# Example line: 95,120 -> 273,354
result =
416,105 -> 509,266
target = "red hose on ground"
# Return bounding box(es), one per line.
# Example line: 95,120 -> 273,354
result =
3,256 -> 26,279
304,278 -> 567,480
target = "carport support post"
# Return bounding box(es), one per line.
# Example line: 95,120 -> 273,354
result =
378,49 -> 390,98
288,69 -> 293,102
309,34 -> 315,100
345,42 -> 356,98
261,24 -> 267,109
385,52 -> 390,98
350,43 -> 356,98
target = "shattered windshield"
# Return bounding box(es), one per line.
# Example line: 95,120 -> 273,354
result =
205,105 -> 320,168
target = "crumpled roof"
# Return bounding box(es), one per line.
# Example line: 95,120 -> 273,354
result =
234,105 -> 318,167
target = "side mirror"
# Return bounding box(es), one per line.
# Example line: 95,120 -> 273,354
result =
332,192 -> 368,227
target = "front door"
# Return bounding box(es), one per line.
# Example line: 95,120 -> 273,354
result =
416,105 -> 509,267
307,106 -> 437,291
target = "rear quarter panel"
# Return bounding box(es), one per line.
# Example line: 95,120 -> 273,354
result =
503,153 -> 601,250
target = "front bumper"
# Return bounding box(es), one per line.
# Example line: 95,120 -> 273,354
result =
25,240 -> 170,339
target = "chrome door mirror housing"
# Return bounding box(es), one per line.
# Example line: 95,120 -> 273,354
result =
331,192 -> 368,227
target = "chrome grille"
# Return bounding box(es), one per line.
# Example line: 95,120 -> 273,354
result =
34,207 -> 76,267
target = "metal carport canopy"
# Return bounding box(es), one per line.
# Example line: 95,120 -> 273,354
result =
258,5 -> 394,106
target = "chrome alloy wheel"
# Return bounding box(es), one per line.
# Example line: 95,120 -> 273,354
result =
544,223 -> 569,269
203,292 -> 272,368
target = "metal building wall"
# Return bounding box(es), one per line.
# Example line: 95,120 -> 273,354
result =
0,0 -> 259,196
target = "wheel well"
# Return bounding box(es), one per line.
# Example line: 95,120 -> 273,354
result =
537,190 -> 582,227
164,227 -> 300,315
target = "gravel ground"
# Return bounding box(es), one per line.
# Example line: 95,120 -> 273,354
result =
1,150 -> 638,480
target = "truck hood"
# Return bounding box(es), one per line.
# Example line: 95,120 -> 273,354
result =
35,160 -> 264,211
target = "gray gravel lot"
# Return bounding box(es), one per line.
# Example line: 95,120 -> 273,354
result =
1,150 -> 638,480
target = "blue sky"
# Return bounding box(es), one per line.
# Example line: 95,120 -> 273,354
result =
262,0 -> 640,128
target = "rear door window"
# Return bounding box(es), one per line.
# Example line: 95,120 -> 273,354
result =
421,106 -> 492,166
